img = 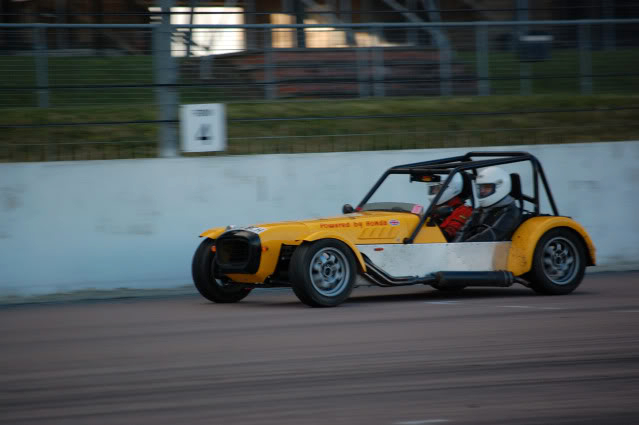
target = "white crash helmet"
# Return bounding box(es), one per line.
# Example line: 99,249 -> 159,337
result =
476,166 -> 511,207
427,173 -> 463,206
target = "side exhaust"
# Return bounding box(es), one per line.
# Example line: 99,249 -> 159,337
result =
434,271 -> 515,288
362,255 -> 522,289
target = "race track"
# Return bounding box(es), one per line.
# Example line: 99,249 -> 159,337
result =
2,272 -> 639,425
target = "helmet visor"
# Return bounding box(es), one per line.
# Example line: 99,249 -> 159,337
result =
478,183 -> 496,198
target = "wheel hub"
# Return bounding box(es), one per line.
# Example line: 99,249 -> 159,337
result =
542,236 -> 579,285
309,248 -> 350,296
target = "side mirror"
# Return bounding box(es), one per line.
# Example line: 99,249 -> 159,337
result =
342,204 -> 354,214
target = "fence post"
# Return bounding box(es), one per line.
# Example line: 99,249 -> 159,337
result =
515,10 -> 532,96
340,0 -> 356,46
356,45 -> 369,98
519,62 -> 532,95
439,36 -> 452,96
406,0 -> 418,45
33,27 -> 49,108
373,27 -> 385,97
264,29 -> 276,100
153,2 -> 179,157
55,0 -> 68,49
475,25 -> 490,96
579,23 -> 593,95
603,0 -> 616,50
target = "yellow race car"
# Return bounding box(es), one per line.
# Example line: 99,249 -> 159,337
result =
192,152 -> 595,307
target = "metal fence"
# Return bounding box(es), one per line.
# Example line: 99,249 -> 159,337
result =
1,18 -> 639,161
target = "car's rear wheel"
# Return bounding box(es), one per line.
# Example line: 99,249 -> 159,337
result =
192,238 -> 252,303
289,239 -> 357,307
528,228 -> 586,295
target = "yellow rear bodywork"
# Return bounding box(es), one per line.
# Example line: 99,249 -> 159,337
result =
507,216 -> 596,276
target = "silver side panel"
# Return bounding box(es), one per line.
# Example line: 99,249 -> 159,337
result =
357,242 -> 512,277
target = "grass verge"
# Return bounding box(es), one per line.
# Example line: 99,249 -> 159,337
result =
2,94 -> 638,161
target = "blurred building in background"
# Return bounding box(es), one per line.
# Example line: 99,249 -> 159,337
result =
1,1 -> 636,51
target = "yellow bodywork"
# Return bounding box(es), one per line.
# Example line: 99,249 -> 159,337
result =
200,212 -> 595,283
507,216 -> 596,276
200,211 -> 446,283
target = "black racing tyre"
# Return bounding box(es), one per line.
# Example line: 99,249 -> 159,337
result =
527,228 -> 586,295
191,238 -> 252,303
289,239 -> 357,307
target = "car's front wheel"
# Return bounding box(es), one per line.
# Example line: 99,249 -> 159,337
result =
527,228 -> 586,295
191,238 -> 252,303
289,239 -> 357,307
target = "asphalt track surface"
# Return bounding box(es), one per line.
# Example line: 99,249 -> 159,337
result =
2,272 -> 639,425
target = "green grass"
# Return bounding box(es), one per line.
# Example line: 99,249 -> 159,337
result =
458,48 -> 639,95
222,95 -> 639,154
2,94 -> 639,161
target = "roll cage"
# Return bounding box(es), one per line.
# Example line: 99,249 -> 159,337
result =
357,151 -> 559,244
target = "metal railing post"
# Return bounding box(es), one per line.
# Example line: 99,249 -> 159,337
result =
515,0 -> 532,95
55,0 -> 68,49
579,23 -> 593,95
476,25 -> 490,96
373,27 -> 385,97
406,0 -> 418,45
603,0 -> 616,51
33,27 -> 49,108
153,5 -> 178,157
516,23 -> 532,96
356,45 -> 369,98
519,62 -> 532,95
340,0 -> 356,46
264,29 -> 276,100
439,34 -> 452,96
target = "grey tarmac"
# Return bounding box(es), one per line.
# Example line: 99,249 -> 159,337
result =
1,272 -> 639,425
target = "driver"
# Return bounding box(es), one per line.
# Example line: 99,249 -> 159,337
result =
427,173 -> 473,241
455,166 -> 521,242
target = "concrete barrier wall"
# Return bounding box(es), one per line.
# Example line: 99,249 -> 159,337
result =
1,141 -> 638,296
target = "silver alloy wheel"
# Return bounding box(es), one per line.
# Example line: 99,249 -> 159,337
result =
309,247 -> 350,297
542,236 -> 579,285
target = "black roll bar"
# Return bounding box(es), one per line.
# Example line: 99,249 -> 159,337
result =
356,151 -> 560,244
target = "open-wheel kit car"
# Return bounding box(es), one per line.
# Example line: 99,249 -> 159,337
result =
192,152 -> 595,307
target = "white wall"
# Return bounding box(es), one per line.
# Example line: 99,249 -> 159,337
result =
1,141 -> 638,297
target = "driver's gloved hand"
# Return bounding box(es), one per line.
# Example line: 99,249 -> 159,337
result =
433,205 -> 453,218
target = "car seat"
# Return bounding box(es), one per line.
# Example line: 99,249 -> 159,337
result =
509,173 -> 524,211
510,173 -> 534,225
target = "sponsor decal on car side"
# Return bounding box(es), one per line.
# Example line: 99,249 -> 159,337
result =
319,220 -> 390,229
389,219 -> 400,226
320,223 -> 352,229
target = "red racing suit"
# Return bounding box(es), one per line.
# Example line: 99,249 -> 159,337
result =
439,197 -> 473,240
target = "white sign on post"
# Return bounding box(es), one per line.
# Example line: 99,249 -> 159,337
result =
180,103 -> 226,152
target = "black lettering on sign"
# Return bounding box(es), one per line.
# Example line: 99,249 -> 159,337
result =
194,109 -> 212,117
195,124 -> 212,144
